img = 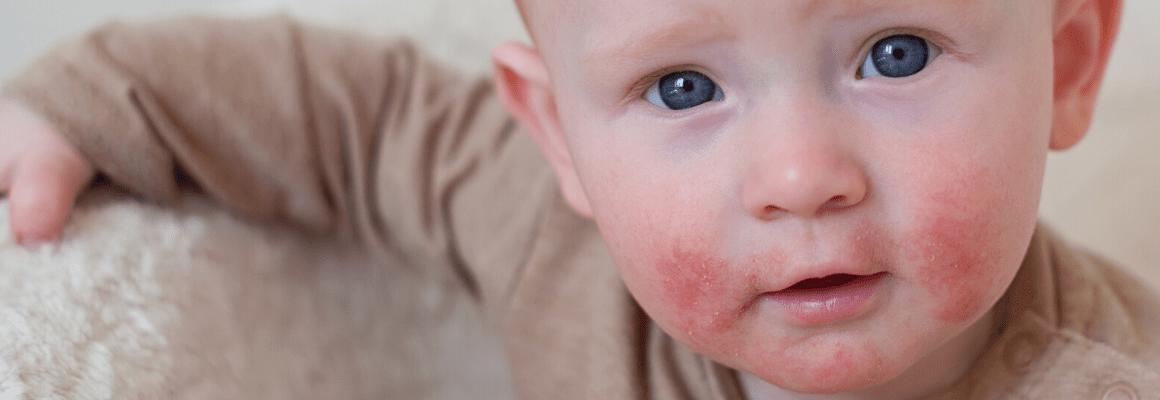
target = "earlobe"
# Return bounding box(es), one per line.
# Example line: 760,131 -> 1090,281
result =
1049,0 -> 1123,150
491,42 -> 594,218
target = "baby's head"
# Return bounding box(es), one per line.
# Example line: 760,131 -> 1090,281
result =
493,0 -> 1121,395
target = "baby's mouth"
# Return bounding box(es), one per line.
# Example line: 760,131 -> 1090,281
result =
778,273 -> 881,292
784,273 -> 861,290
766,272 -> 890,326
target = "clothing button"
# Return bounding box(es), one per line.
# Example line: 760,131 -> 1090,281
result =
1002,331 -> 1044,374
1101,382 -> 1138,400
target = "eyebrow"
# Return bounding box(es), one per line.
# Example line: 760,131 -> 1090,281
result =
581,0 -> 971,67
811,0 -> 980,20
801,0 -> 896,19
582,10 -> 732,66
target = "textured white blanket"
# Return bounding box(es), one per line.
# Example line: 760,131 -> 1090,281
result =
0,190 -> 510,399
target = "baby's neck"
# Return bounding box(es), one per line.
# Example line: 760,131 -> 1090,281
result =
739,309 -> 996,400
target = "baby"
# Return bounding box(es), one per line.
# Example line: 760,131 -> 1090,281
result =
1,0 -> 1156,398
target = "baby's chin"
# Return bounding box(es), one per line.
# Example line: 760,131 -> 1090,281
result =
722,333 -> 923,395
748,362 -> 895,395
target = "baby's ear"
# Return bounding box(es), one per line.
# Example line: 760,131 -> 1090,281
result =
492,42 -> 594,218
1049,0 -> 1123,150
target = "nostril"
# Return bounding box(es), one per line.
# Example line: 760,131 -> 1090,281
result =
817,195 -> 853,213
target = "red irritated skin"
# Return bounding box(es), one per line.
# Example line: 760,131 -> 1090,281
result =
548,0 -> 1054,395
599,145 -> 1036,393
487,0 -> 1089,396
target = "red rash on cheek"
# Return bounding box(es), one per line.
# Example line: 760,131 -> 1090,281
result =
651,239 -> 788,347
908,190 -> 1002,324
912,218 -> 986,322
656,244 -> 728,320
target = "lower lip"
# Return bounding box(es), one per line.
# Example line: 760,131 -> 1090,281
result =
764,272 -> 889,326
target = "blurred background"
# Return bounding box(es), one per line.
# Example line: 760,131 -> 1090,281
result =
0,0 -> 1157,284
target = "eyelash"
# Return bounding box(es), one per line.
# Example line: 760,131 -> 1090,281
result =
853,28 -> 954,73
628,28 -> 956,107
626,66 -> 705,106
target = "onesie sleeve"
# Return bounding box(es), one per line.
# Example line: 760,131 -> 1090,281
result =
2,15 -> 556,306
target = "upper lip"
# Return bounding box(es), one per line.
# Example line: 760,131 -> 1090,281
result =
767,262 -> 883,293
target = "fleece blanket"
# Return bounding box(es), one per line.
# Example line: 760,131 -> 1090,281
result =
0,189 -> 511,399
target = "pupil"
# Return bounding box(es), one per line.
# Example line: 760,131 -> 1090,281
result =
870,34 -> 929,78
657,71 -> 717,111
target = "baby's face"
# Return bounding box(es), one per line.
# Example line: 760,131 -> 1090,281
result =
538,0 -> 1055,393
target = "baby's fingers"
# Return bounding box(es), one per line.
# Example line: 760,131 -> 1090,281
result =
7,148 -> 94,246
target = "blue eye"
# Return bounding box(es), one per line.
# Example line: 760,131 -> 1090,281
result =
859,34 -> 940,79
644,70 -> 725,110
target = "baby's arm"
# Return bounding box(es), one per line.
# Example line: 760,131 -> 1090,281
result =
1,15 -> 530,258
1,15 -> 550,308
3,15 -> 419,236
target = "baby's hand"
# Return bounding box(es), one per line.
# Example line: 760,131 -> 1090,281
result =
0,98 -> 94,246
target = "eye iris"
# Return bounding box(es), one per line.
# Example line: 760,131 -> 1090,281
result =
871,34 -> 929,78
659,71 -> 717,110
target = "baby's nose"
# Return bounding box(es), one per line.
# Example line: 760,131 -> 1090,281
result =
741,140 -> 868,220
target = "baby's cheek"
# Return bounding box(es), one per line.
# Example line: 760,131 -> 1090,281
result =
597,192 -> 748,345
908,214 -> 995,322
656,245 -> 726,317
650,241 -> 738,344
905,182 -> 1007,324
629,233 -> 774,350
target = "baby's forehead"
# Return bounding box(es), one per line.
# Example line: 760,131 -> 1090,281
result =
531,0 -> 1011,65
526,0 -> 979,29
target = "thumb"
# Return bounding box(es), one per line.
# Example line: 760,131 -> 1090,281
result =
8,149 -> 94,246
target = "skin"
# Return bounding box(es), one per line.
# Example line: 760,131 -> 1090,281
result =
549,1 -> 1049,393
495,0 -> 1121,398
0,0 -> 1121,398
0,99 -> 93,246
